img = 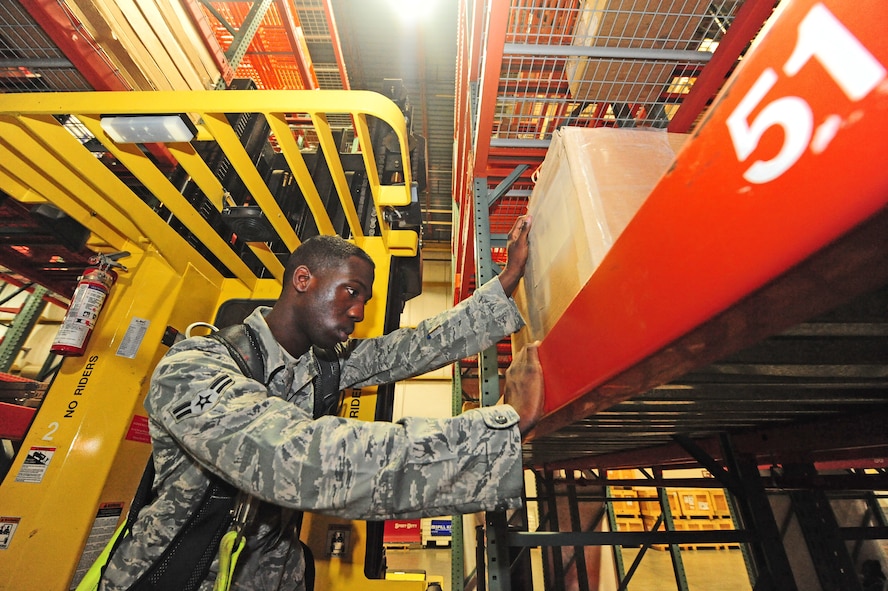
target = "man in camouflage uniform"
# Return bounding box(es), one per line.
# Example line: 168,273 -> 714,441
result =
102,215 -> 543,590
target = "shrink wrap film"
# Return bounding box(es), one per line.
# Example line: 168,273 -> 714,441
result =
515,127 -> 687,348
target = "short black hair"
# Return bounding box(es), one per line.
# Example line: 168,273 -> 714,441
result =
283,235 -> 375,281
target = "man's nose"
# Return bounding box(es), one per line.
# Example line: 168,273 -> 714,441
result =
348,302 -> 365,322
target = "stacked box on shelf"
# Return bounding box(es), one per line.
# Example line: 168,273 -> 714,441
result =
711,517 -> 741,549
636,488 -> 682,519
609,488 -> 641,517
641,514 -> 665,534
679,520 -> 714,550
708,489 -> 732,518
614,516 -> 645,532
514,128 -> 688,350
673,518 -> 739,550
647,519 -> 724,551
676,489 -> 714,519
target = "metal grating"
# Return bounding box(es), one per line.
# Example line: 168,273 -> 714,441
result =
295,0 -> 333,38
0,2 -> 92,93
204,1 -> 309,90
200,1 -> 347,92
314,65 -> 345,89
493,0 -> 741,140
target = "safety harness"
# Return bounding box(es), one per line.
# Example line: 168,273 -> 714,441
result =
81,323 -> 341,591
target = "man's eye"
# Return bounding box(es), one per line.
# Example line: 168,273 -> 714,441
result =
346,287 -> 356,296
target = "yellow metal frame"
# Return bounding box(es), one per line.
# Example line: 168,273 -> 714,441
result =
0,90 -> 421,590
0,90 -> 418,274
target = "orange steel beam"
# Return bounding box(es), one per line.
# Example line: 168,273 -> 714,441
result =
456,0 -> 513,302
453,0 -> 473,302
453,184 -> 477,303
453,2 -> 466,209
472,0 -> 510,178
23,0 -> 128,91
322,0 -> 350,89
275,0 -> 318,89
0,401 -> 36,441
530,0 -> 888,439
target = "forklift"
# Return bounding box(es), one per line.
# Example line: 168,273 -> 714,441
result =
0,84 -> 429,590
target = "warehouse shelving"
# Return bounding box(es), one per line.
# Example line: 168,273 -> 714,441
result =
454,0 -> 888,589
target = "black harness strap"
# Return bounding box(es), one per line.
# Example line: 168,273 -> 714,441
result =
312,346 -> 342,418
103,323 -> 341,591
209,324 -> 265,386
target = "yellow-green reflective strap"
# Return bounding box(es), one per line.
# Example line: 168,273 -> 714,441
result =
213,530 -> 247,591
75,522 -> 128,591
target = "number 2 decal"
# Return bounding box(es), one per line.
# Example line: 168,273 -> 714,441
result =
42,421 -> 59,441
726,3 -> 886,184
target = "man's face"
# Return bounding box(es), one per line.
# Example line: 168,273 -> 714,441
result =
303,255 -> 374,348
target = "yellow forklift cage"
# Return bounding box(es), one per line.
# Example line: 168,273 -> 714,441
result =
0,89 -> 418,291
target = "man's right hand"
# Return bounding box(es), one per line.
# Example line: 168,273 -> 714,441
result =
498,214 -> 532,297
503,341 -> 544,438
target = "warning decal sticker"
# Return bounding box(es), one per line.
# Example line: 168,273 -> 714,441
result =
0,516 -> 21,550
69,502 -> 124,589
15,446 -> 55,483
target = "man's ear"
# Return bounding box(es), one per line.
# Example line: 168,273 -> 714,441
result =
292,265 -> 312,293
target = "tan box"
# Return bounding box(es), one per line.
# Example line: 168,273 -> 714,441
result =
516,127 -> 686,346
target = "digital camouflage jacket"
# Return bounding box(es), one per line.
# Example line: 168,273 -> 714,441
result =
102,278 -> 526,591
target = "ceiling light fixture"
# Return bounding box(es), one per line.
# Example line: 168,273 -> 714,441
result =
99,114 -> 197,143
386,0 -> 437,24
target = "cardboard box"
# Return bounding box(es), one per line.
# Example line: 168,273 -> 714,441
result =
516,127 -> 686,346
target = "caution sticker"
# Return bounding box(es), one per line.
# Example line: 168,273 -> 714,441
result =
0,516 -> 21,550
15,446 -> 55,483
116,317 -> 150,358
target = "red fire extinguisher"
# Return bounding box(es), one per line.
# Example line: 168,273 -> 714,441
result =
51,252 -> 129,357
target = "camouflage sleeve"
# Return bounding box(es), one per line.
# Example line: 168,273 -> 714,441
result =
146,338 -> 524,519
340,277 -> 525,388
294,406 -> 525,518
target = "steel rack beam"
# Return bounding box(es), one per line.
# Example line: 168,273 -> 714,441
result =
451,368 -> 466,591
786,463 -> 863,591
504,529 -> 752,547
541,407 -> 888,474
724,438 -> 798,591
0,285 -> 48,373
474,176 -> 511,591
529,0 -> 888,440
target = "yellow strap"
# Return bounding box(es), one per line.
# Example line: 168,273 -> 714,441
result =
213,530 -> 247,591
74,522 -> 128,591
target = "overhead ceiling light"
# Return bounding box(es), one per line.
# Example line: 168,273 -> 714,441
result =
386,0 -> 437,24
99,114 -> 196,143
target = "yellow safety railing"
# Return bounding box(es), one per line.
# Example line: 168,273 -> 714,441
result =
0,90 -> 417,291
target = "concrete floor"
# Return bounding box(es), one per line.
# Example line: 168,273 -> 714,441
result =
619,547 -> 752,591
384,546 -> 752,591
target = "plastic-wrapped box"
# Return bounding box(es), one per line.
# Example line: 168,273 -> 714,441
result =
516,127 -> 686,344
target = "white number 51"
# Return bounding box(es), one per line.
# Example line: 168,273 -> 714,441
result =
726,3 -> 886,184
